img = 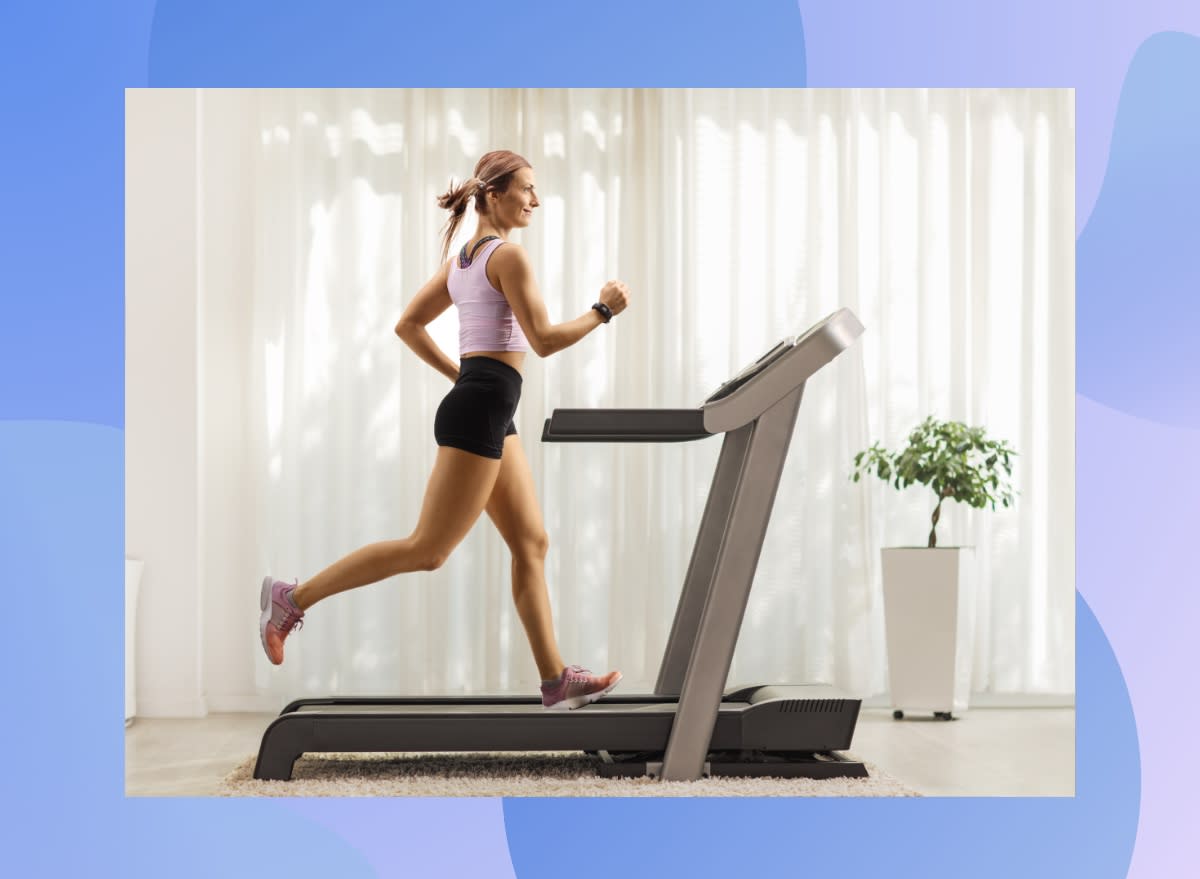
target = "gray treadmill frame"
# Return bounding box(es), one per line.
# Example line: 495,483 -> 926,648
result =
255,308 -> 866,781
648,309 -> 865,779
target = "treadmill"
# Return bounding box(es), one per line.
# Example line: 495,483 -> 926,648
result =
254,307 -> 867,782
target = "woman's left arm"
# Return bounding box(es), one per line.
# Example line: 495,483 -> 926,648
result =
395,261 -> 460,382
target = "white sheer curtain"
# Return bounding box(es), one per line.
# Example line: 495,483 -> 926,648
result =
247,88 -> 1074,705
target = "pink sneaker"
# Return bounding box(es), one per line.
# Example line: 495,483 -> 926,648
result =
259,576 -> 304,665
541,665 -> 622,710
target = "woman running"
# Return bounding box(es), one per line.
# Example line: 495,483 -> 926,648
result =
258,149 -> 631,710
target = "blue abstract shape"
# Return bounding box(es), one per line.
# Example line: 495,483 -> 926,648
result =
505,593 -> 1137,878
0,421 -> 372,877
121,803 -> 376,878
147,0 -> 806,86
1075,394 -> 1198,879
0,1 -> 154,429
1078,31 -> 1200,427
283,800 -> 516,878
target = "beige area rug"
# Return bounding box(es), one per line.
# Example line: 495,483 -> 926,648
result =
221,751 -> 920,797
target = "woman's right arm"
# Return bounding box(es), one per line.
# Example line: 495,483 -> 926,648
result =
491,244 -> 630,358
394,261 -> 461,382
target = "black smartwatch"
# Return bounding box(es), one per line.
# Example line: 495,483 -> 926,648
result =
592,302 -> 613,323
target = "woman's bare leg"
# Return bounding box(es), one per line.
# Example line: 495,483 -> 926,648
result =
484,435 -> 566,680
291,446 -> 503,610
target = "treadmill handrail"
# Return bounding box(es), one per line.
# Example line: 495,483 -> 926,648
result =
542,408 -> 711,443
700,308 -> 864,434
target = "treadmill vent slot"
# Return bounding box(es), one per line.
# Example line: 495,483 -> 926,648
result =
778,699 -> 847,714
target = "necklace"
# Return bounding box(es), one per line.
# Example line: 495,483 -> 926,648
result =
458,235 -> 500,268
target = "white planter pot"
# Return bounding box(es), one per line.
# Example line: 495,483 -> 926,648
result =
881,547 -> 975,717
125,559 -> 144,725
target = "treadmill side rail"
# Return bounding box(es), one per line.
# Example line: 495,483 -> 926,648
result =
597,753 -> 868,781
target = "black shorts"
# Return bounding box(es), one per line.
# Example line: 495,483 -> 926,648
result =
433,356 -> 521,459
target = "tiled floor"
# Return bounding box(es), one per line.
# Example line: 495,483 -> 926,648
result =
125,707 -> 1074,797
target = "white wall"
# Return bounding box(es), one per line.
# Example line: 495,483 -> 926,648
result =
127,89 -> 266,716
198,90 -> 265,711
126,89 -> 205,716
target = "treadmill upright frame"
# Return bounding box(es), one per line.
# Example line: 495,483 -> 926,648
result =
656,385 -> 805,780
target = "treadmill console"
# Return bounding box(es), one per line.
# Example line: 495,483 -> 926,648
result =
703,311 -> 856,404
704,337 -> 797,403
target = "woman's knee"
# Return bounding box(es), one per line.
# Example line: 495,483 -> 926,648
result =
512,530 -> 550,563
402,536 -> 450,572
421,550 -> 449,572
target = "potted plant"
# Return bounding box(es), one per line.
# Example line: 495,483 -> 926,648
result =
851,417 -> 1016,720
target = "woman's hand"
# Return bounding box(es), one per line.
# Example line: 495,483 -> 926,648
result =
598,280 -> 630,317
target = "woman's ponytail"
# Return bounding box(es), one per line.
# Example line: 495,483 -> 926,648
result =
437,178 -> 479,261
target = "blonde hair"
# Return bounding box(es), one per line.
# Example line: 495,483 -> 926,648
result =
436,149 -> 532,261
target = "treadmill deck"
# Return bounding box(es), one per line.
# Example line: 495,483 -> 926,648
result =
255,686 -> 861,780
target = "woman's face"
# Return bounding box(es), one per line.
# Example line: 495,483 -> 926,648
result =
489,166 -> 539,228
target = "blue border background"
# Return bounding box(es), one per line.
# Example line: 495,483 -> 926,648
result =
2,1 -> 1196,876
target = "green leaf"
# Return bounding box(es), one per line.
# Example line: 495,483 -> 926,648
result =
853,418 -> 1016,522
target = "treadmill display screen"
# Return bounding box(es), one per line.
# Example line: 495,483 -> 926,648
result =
704,337 -> 797,403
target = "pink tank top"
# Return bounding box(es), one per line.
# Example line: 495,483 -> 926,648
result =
446,238 -> 531,354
